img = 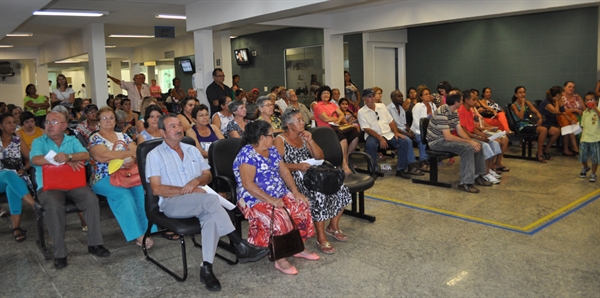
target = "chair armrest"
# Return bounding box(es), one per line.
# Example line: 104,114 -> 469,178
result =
348,151 -> 378,179
211,175 -> 237,204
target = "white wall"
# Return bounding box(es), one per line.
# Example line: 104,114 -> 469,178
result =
0,60 -> 27,106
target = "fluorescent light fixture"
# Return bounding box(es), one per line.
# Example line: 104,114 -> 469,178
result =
230,36 -> 238,39
109,34 -> 154,38
6,33 -> 33,37
33,10 -> 107,17
155,14 -> 186,20
55,60 -> 81,64
105,45 -> 117,48
0,45 -> 14,48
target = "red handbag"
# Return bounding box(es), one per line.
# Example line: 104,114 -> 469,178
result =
109,140 -> 141,188
42,163 -> 87,191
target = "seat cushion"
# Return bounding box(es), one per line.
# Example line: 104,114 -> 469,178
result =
147,212 -> 202,236
344,173 -> 375,193
425,150 -> 456,158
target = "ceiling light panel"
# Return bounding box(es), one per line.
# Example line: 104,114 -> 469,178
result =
109,34 -> 155,38
6,33 -> 34,37
33,10 -> 108,17
155,14 -> 186,20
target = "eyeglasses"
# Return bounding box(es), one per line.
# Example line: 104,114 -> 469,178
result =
44,120 -> 66,126
100,116 -> 115,121
264,134 -> 274,138
375,111 -> 380,121
86,110 -> 98,114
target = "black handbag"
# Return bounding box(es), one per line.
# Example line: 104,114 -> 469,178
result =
1,157 -> 22,170
267,206 -> 305,261
303,161 -> 345,195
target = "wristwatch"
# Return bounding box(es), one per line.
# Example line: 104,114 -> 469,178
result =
68,154 -> 73,161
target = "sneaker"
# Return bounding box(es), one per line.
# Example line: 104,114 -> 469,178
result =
488,169 -> 502,179
484,173 -> 500,184
580,167 -> 591,178
590,174 -> 597,183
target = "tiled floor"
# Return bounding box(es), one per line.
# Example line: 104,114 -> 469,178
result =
1,146 -> 599,297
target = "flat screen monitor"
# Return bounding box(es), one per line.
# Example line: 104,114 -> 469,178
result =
234,48 -> 251,65
180,58 -> 195,73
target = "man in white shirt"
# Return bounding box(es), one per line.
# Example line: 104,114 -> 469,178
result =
358,88 -> 423,179
107,73 -> 150,113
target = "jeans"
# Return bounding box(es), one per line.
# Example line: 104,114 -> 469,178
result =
414,134 -> 428,161
430,140 -> 486,184
365,135 -> 412,171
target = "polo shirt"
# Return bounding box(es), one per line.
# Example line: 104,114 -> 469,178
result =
30,134 -> 88,190
427,104 -> 460,147
206,81 -> 232,115
357,103 -> 394,141
457,105 -> 475,134
145,141 -> 210,210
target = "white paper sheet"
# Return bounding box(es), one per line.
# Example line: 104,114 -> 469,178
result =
297,159 -> 324,179
561,123 -> 582,136
201,185 -> 236,210
44,150 -> 64,166
487,131 -> 506,141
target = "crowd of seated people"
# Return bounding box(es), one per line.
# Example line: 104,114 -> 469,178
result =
2,70 -> 599,291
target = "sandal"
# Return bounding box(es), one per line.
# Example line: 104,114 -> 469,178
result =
136,237 -> 154,249
543,152 -> 552,160
161,231 -> 180,241
316,240 -> 335,254
13,227 -> 27,242
536,154 -> 547,163
447,157 -> 455,165
325,227 -> 348,242
495,166 -> 510,172
293,251 -> 320,260
81,225 -> 88,232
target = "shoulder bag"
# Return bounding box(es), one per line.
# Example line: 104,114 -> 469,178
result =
303,161 -> 345,195
109,139 -> 141,188
267,206 -> 305,261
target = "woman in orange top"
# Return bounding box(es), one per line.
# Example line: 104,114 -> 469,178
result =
15,111 -> 43,151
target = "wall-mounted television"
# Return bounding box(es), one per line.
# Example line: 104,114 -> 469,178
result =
179,58 -> 195,73
234,48 -> 251,65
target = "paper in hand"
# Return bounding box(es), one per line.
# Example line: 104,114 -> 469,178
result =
44,150 -> 64,166
201,185 -> 236,210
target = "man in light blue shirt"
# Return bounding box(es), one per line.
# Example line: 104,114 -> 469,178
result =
145,113 -> 268,292
30,111 -> 110,269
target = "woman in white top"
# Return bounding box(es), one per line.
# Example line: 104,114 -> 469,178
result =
410,86 -> 436,168
51,74 -> 75,105
211,95 -> 233,135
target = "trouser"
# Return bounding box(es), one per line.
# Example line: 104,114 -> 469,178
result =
0,171 -> 30,215
159,193 -> 235,263
92,176 -> 157,242
483,112 -> 510,131
430,140 -> 486,184
365,135 -> 412,171
414,134 -> 428,161
38,187 -> 104,258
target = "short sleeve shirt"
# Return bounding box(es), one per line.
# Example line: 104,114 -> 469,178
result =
427,104 -> 460,147
30,134 -> 88,190
52,88 -> 75,102
457,105 -> 475,134
233,145 -> 288,208
89,132 -> 133,185
145,141 -> 210,209
580,109 -> 600,143
357,103 -> 394,140
387,102 -> 407,130
313,101 -> 338,127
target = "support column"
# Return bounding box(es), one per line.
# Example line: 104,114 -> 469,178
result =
216,30 -> 232,86
83,23 -> 108,107
147,66 -> 156,83
36,62 -> 50,98
130,63 -> 142,79
193,29 -> 214,113
109,59 -> 122,96
323,29 -> 344,90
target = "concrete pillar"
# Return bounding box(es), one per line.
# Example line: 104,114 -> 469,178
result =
36,62 -> 50,98
323,29 -> 344,90
147,66 -> 156,83
130,63 -> 142,79
193,29 -> 214,113
83,23 -> 108,107
215,30 -> 232,86
109,59 -> 122,96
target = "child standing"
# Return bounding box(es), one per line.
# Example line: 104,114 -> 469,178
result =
579,92 -> 600,182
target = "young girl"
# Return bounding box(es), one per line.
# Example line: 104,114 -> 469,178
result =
579,92 -> 600,182
338,98 -> 359,129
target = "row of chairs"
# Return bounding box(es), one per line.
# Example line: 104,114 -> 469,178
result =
136,127 -> 378,282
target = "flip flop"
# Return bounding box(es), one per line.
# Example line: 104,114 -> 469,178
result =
495,166 -> 510,172
13,227 -> 27,242
161,231 -> 180,241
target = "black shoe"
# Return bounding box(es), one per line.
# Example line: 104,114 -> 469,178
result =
458,184 -> 480,193
235,240 -> 269,263
200,264 -> 221,291
88,245 -> 111,257
395,170 -> 411,179
475,175 -> 493,186
374,171 -> 384,177
54,257 -> 67,269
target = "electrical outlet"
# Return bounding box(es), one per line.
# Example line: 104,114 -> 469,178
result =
264,86 -> 268,92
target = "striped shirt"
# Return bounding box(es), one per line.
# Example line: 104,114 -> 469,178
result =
145,141 -> 210,210
426,104 -> 460,147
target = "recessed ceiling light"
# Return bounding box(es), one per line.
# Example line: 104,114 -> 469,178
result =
6,33 -> 33,37
0,45 -> 14,48
230,36 -> 238,39
55,60 -> 81,64
34,10 -> 108,17
105,45 -> 117,48
155,14 -> 186,20
109,34 -> 155,38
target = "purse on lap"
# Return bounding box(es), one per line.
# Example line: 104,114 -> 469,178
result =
109,140 -> 141,188
267,206 -> 305,261
42,164 -> 87,191
303,161 -> 345,195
